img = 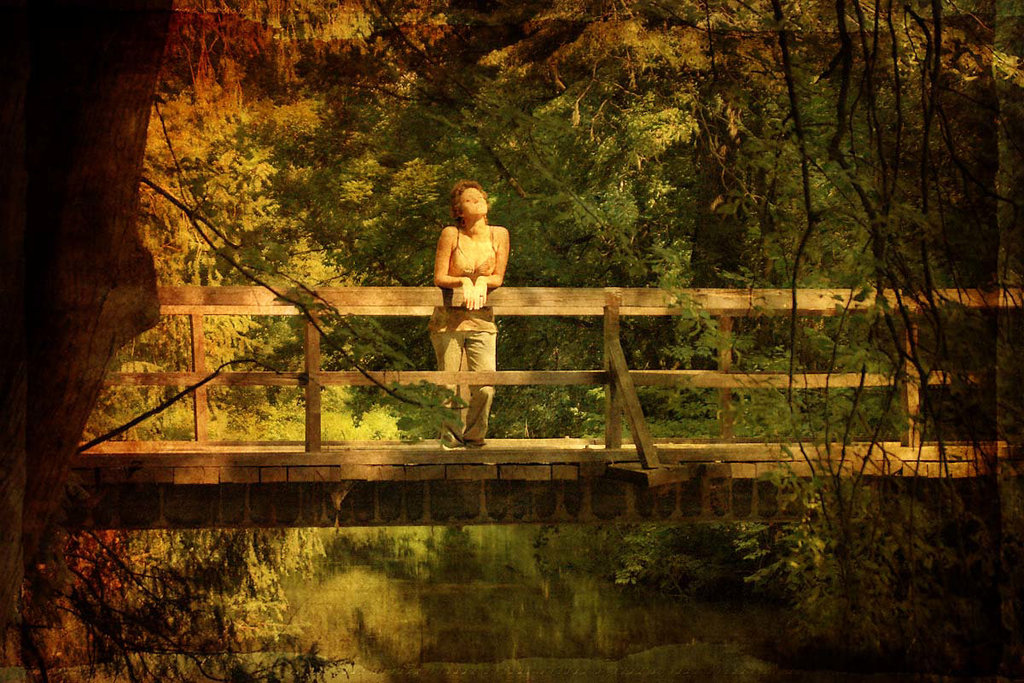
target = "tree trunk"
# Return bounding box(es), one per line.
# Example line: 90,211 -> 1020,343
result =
995,0 -> 1024,674
19,0 -> 170,587
0,1 -> 29,654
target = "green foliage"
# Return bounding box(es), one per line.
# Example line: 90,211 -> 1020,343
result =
72,0 -> 1012,674
531,524 -> 762,602
25,528 -> 347,681
741,473 -> 1002,672
611,524 -> 761,600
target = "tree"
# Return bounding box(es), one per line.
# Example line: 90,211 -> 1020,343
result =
1,0 -> 171,650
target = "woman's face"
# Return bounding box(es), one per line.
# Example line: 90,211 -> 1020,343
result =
458,187 -> 488,222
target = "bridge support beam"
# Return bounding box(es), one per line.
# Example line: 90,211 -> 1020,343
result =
67,474 -> 806,530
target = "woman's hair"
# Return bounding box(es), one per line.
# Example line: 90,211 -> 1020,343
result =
449,180 -> 487,227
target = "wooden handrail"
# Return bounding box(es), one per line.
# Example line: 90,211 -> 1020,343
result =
155,285 -> 1017,316
89,286 -> 1009,468
104,369 -> 960,388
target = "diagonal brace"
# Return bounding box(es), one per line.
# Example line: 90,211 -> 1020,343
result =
605,335 -> 660,469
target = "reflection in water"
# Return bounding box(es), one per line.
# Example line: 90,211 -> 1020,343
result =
286,526 -> 789,681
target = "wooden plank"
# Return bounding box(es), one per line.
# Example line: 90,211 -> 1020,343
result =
490,288 -> 671,312
499,465 -> 552,481
790,461 -> 816,477
97,467 -> 174,484
162,305 -> 303,316
73,446 -> 629,466
106,372 -> 304,387
718,316 -> 734,439
104,368 -> 950,390
93,468 -> 126,484
731,463 -> 758,479
81,440 -> 308,454
153,286 -> 590,313
579,462 -> 609,478
288,466 -> 339,483
156,286 -> 1020,318
219,467 -> 261,484
174,467 -> 219,485
404,465 -> 446,481
190,313 -> 209,442
606,463 -> 695,487
304,320 -> 322,453
333,464 -> 401,481
80,436 -> 607,454
159,286 -> 287,308
631,371 -> 896,389
604,289 -> 623,449
75,439 -> 1000,462
70,441 -> 1007,482
103,370 -> 607,387
551,464 -> 579,480
755,460 -> 820,478
902,323 -> 921,448
72,450 -> 615,468
260,467 -> 287,483
885,443 -> 989,460
660,442 -> 802,462
606,336 -> 660,468
368,466 -> 407,481
703,463 -> 734,478
446,464 -> 498,480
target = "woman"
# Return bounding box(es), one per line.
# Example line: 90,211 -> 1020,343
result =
429,180 -> 510,447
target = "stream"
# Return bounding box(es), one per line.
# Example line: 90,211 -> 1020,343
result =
286,526 -> 932,682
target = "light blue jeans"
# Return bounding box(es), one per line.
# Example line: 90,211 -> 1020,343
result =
429,330 -> 496,445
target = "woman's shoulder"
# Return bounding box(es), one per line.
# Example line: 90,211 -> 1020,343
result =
489,225 -> 510,239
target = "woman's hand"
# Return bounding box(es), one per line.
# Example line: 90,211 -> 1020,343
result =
460,277 -> 487,310
459,277 -> 482,310
473,279 -> 489,309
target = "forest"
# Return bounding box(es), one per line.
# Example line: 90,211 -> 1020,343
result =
2,0 -> 1023,679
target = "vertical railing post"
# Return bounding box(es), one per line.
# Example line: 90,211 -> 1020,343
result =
902,321 -> 921,448
604,288 -> 623,449
304,318 -> 322,453
189,313 -> 209,442
718,316 -> 734,440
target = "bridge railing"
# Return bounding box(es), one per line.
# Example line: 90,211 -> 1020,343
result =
87,286 -> 1009,472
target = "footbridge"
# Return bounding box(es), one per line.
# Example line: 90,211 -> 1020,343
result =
71,286 -> 1019,529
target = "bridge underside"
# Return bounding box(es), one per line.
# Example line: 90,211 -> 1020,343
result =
69,439 -> 1012,529
68,476 -> 794,529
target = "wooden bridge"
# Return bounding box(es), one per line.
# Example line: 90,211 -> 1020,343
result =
70,286 -> 1018,528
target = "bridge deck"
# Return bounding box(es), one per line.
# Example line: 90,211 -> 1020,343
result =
74,439 -> 1008,485
69,439 -> 1017,529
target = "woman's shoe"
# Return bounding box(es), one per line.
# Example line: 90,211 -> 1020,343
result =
441,427 -> 466,449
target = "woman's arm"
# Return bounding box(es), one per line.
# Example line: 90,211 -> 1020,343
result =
433,226 -> 485,309
433,226 -> 465,288
469,226 -> 509,308
478,226 -> 510,290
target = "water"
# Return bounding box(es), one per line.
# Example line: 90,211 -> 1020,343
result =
284,526 -> 928,682
2,524 -> 967,682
